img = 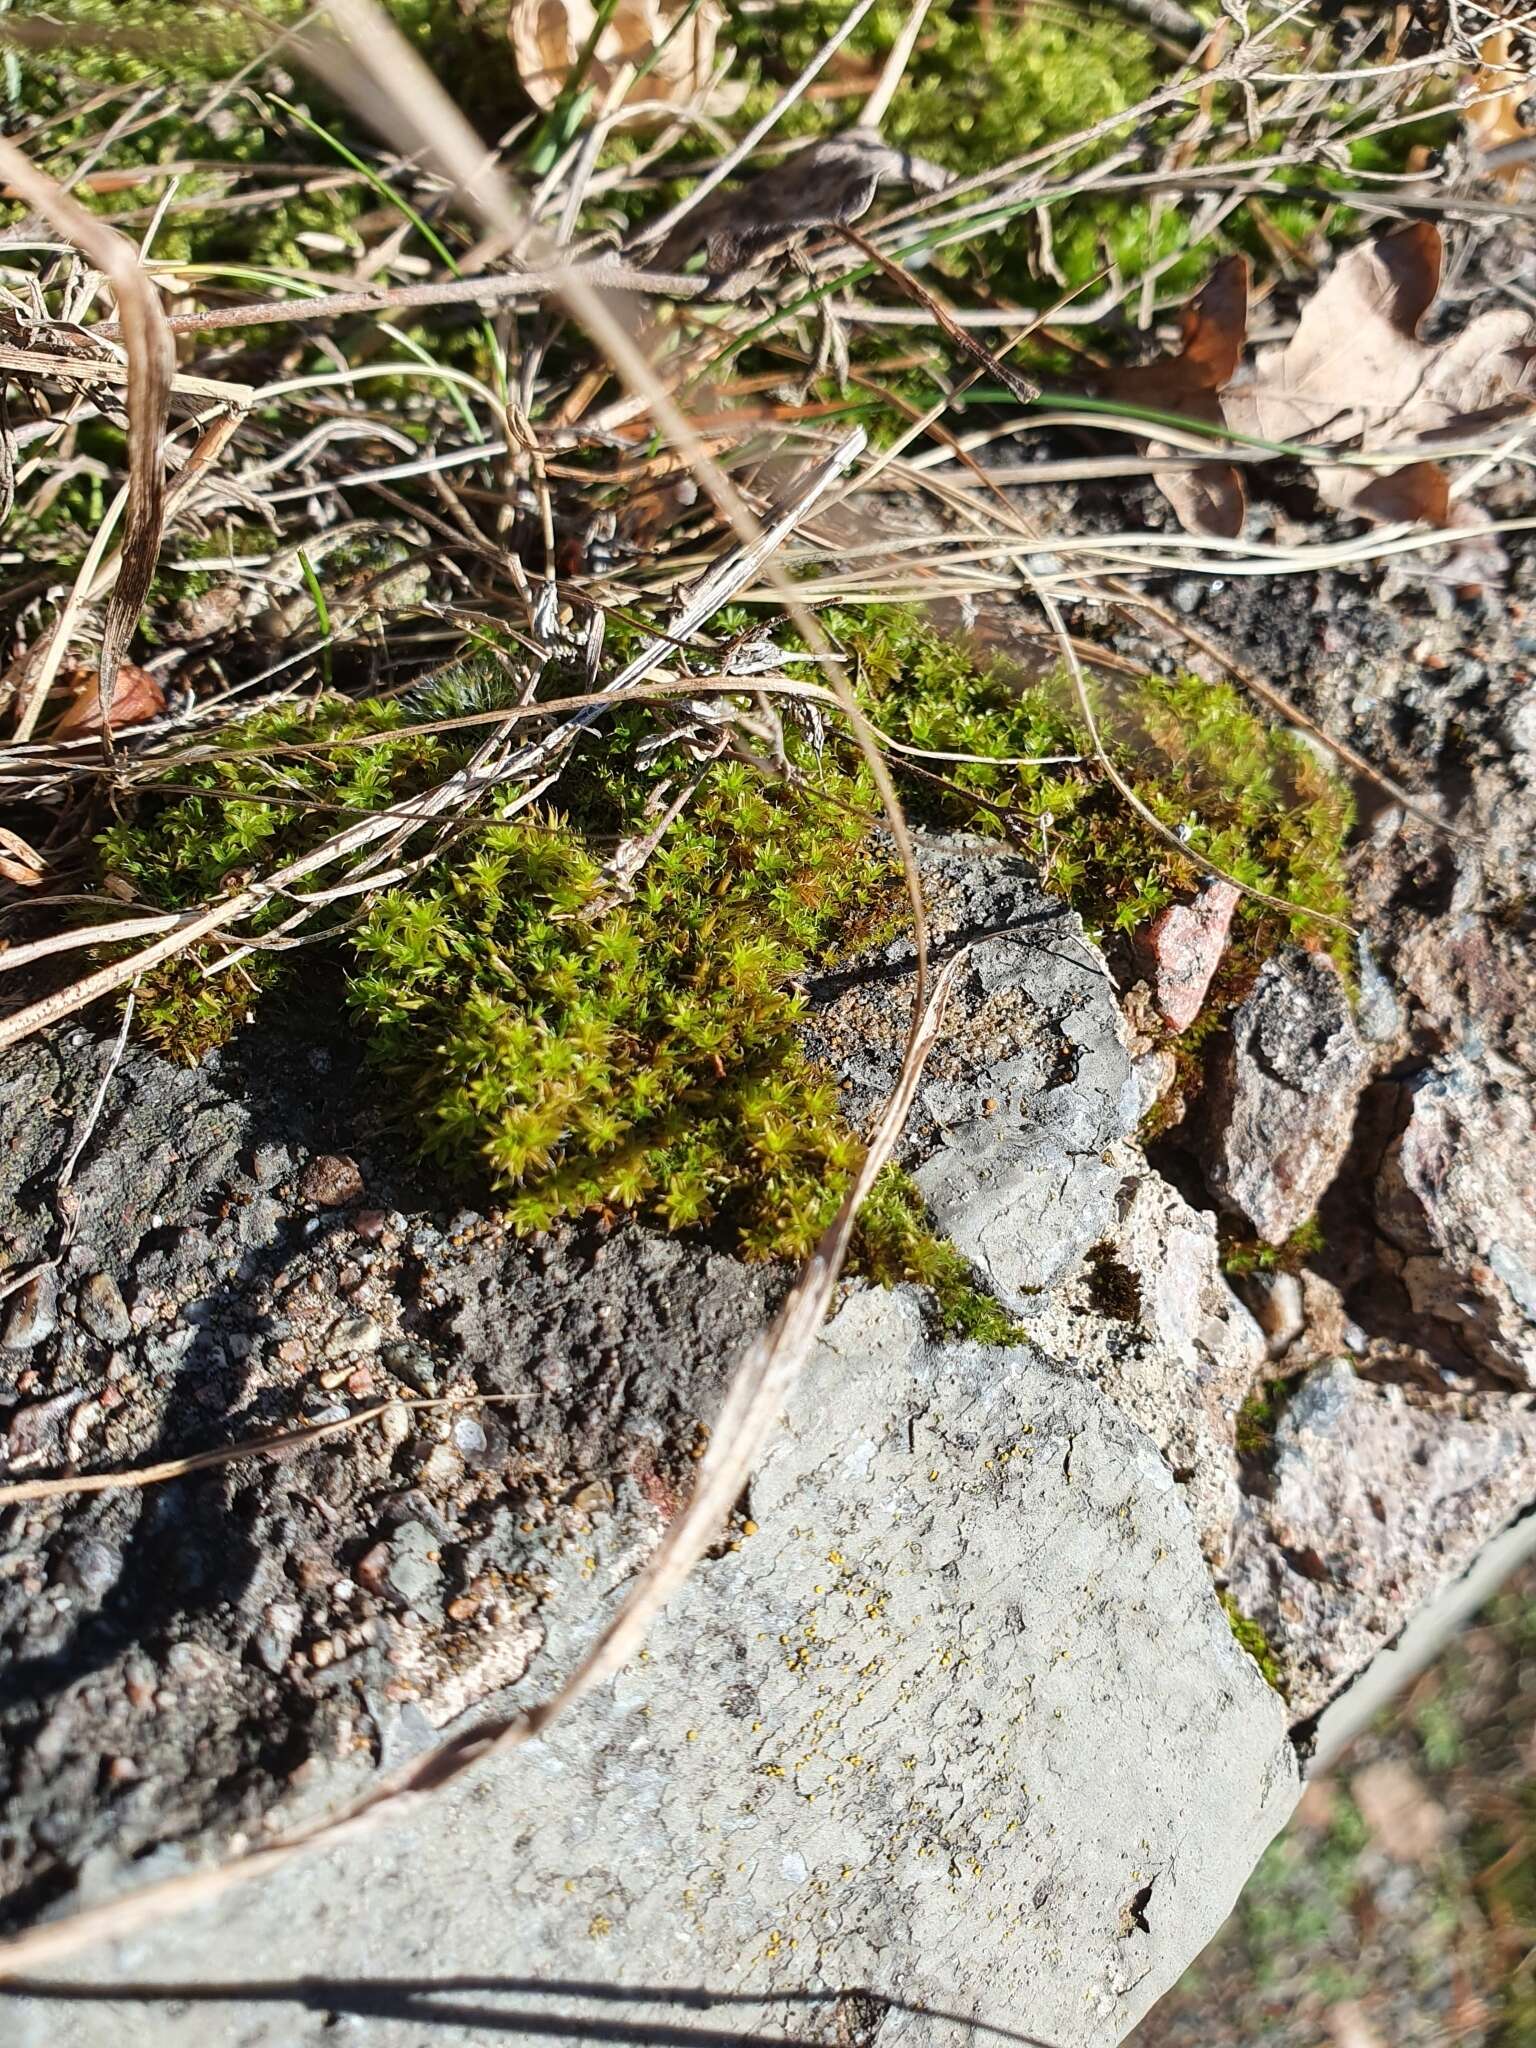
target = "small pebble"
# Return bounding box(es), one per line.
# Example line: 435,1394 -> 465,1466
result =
419,1443 -> 463,1490
300,1154 -> 364,1207
250,1601 -> 302,1676
377,1402 -> 412,1450
381,1339 -> 437,1396
123,1655 -> 156,1711
451,1415 -> 488,1460
326,1313 -> 382,1360
1250,1273 -> 1305,1359
6,1387 -> 86,1467
165,1640 -> 220,1682
353,1210 -> 388,1241
77,1271 -> 130,1344
355,1542 -> 391,1597
250,1142 -> 291,1187
3,1270 -> 59,1351
58,1538 -> 121,1600
385,1520 -> 443,1611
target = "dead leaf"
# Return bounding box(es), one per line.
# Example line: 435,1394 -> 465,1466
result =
1096,254 -> 1249,538
1110,225 -> 1536,536
657,130 -> 949,287
1226,223 -> 1536,524
51,658 -> 164,738
1465,30 -> 1532,178
509,0 -> 741,121
0,824 -> 47,890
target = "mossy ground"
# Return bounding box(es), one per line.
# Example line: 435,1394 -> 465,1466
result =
93,606 -> 1352,1333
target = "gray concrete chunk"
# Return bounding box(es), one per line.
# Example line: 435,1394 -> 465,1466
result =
17,1289 -> 1297,2048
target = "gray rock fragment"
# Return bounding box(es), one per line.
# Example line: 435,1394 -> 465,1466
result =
17,1289 -> 1297,2048
248,1600 -> 302,1676
56,1538 -> 121,1601
1204,951 -> 1370,1244
324,1312 -> 382,1360
1226,1357 -> 1536,1719
1354,935 -> 1403,1045
1375,1050 -> 1536,1386
384,1520 -> 443,1614
380,1337 -> 437,1394
1026,1159 -> 1267,1565
807,844 -> 1138,1307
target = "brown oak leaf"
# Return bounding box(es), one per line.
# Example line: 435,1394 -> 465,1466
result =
1096,253 -> 1249,539
51,658 -> 164,738
509,0 -> 742,123
1105,225 -> 1536,537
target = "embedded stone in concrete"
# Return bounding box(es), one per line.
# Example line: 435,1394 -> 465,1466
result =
807,843 -> 1139,1308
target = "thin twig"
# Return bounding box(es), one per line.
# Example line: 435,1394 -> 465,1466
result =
0,1391 -> 532,1506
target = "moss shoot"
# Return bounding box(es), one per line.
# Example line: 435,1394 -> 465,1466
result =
1221,1593 -> 1289,1698
1223,1216 -> 1327,1278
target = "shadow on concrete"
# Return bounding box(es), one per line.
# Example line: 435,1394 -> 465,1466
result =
1,1975 -> 1062,2047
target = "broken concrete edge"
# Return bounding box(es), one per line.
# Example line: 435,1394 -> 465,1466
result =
1307,1491 -> 1536,1770
2,846 -> 1529,2024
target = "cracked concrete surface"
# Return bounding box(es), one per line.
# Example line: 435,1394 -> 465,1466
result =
10,1289 -> 1297,2048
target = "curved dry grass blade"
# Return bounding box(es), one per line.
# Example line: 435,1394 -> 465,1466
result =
108,259 -> 710,341
859,0 -> 933,130
0,133 -> 174,746
0,1392 -> 531,1506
